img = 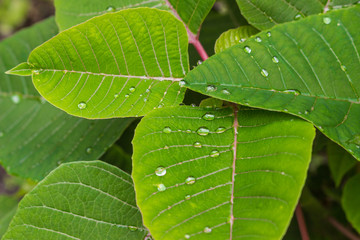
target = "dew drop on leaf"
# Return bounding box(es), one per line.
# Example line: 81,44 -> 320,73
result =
163,127 -> 172,133
185,129 -> 191,133
266,31 -> 272,37
179,80 -> 187,87
157,184 -> 166,191
157,103 -> 164,108
106,5 -> 116,12
272,56 -> 279,63
323,17 -> 331,24
215,127 -> 226,133
11,94 -> 21,104
185,234 -> 190,239
294,14 -> 302,20
164,145 -> 169,149
145,89 -> 151,93
283,89 -> 301,96
197,60 -> 203,65
255,36 -> 262,42
221,89 -> 231,95
193,142 -> 202,148
114,93 -> 119,98
206,85 -> 217,92
185,195 -> 191,200
202,113 -> 215,121
204,227 -> 212,233
155,167 -> 166,176
128,226 -> 137,231
244,46 -> 252,54
261,69 -> 269,77
197,127 -> 210,136
185,176 -> 196,185
304,110 -> 309,115
86,147 -> 92,154
32,69 -> 42,75
78,102 -> 87,110
210,150 -> 220,157
129,87 -> 136,92
341,65 -> 347,72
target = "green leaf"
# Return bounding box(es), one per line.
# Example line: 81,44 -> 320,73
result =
214,25 -> 259,54
9,8 -> 189,119
54,0 -> 169,31
100,144 -> 133,173
5,62 -> 32,76
132,106 -> 315,239
342,174 -> 360,233
2,161 -> 147,240
0,196 -> 17,237
0,18 -> 133,180
327,141 -> 357,186
184,6 -> 360,160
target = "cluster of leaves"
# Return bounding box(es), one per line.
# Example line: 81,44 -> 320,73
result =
0,0 -> 360,239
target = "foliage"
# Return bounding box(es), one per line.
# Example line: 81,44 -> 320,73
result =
1,0 -> 360,239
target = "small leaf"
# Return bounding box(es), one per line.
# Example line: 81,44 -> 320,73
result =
5,62 -> 32,76
327,141 -> 356,187
185,6 -> 360,160
215,25 -> 259,53
133,106 -> 315,239
342,174 -> 360,233
2,161 -> 148,240
8,8 -> 189,119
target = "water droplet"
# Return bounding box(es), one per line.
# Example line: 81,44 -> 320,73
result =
215,127 -> 226,133
145,89 -> 151,93
179,80 -> 187,87
163,127 -> 172,133
197,60 -> 203,65
185,234 -> 190,239
139,94 -> 143,97
128,226 -> 137,231
155,167 -> 166,176
210,150 -> 220,157
197,127 -> 210,136
157,103 -> 164,108
191,103 -> 196,107
157,184 -> 166,191
114,93 -> 119,98
0,131 -> 4,137
193,142 -> 202,148
185,195 -> 191,200
283,89 -> 301,96
272,56 -> 279,63
86,147 -> 92,154
206,85 -> 217,92
202,113 -> 215,121
186,129 -> 191,133
32,69 -> 42,75
204,227 -> 212,233
185,176 -> 196,185
164,145 -> 169,149
304,110 -> 309,115
261,69 -> 269,77
143,98 -> 148,102
266,31 -> 272,37
294,14 -> 302,20
341,65 -> 347,72
11,94 -> 21,104
244,46 -> 252,54
284,109 -> 288,112
129,87 -> 136,93
323,17 -> 331,24
78,102 -> 87,109
106,5 -> 116,12
221,89 -> 231,95
255,36 -> 262,42
318,126 -> 323,130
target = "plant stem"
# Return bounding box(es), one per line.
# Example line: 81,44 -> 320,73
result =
295,203 -> 310,240
191,38 -> 209,61
328,217 -> 360,240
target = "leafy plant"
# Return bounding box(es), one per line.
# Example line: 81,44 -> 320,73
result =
1,0 -> 360,239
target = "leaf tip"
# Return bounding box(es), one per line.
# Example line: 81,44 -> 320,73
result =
6,62 -> 33,76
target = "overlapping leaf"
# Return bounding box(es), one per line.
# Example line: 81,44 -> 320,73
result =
133,106 -> 315,239
0,196 -> 17,237
0,18 -> 133,180
2,161 -> 147,240
184,6 -> 360,160
235,0 -> 359,30
8,8 -> 189,119
342,174 -> 360,233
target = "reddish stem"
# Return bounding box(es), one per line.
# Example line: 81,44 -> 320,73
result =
295,203 -> 310,240
328,217 -> 360,240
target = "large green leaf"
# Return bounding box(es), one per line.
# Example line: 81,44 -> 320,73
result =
0,196 -> 17,237
184,6 -> 360,160
0,18 -> 133,180
235,0 -> 359,31
132,106 -> 315,239
8,8 -> 189,119
342,174 -> 360,233
2,161 -> 147,240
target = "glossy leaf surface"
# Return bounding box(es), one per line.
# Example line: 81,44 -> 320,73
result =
3,161 -> 147,240
0,18 -> 133,180
185,6 -> 360,160
8,8 -> 189,119
133,106 -> 315,239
